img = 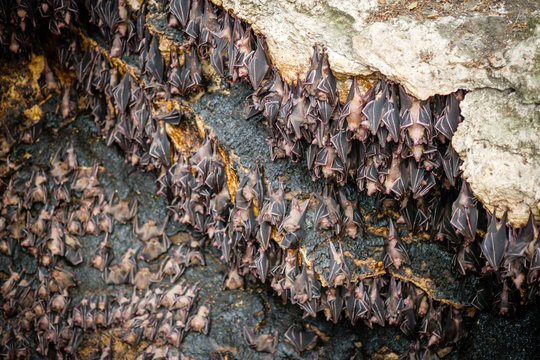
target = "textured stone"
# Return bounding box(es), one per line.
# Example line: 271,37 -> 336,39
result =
209,0 -> 540,227
453,89 -> 540,226
211,0 -> 539,102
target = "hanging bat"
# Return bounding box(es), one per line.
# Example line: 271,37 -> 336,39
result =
247,35 -> 269,89
169,0 -> 190,28
149,122 -> 171,167
254,248 -> 269,283
328,241 -> 350,287
368,278 -> 385,327
279,197 -> 310,235
362,79 -> 388,135
382,82 -> 400,142
146,35 -> 164,83
340,77 -> 369,141
313,186 -> 341,232
209,12 -> 233,77
450,181 -> 478,244
113,71 -> 131,114
441,145 -> 461,186
243,326 -> 278,354
324,287 -> 345,324
185,0 -> 203,41
435,92 -> 460,141
345,281 -> 369,325
481,210 -> 508,270
399,85 -> 432,146
383,219 -> 410,270
284,325 -> 318,353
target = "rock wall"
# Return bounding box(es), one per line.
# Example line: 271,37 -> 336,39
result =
212,0 -> 540,225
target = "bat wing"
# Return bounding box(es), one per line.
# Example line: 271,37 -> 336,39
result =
170,0 -> 191,27
113,72 -> 131,114
255,251 -> 269,282
365,163 -> 379,183
417,101 -> 432,128
317,73 -> 338,105
149,125 -> 171,167
330,130 -> 348,162
408,161 -> 425,195
435,94 -> 460,140
248,38 -> 269,89
480,212 -> 508,270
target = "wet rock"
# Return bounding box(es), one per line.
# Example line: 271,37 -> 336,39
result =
453,89 -> 540,226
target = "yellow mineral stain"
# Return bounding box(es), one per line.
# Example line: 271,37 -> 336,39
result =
23,105 -> 43,125
77,30 -> 140,82
390,270 -> 472,309
217,144 -> 239,203
299,248 -> 313,267
193,114 -> 206,138
28,54 -> 45,93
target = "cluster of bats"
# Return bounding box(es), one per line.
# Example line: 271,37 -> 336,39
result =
1,0 -> 540,358
0,143 -> 212,358
0,0 -> 79,57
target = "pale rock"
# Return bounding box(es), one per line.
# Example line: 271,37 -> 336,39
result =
211,0 -> 540,227
453,89 -> 540,226
211,0 -> 539,102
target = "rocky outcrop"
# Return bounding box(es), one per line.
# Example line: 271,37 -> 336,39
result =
453,89 -> 540,226
211,0 -> 540,225
211,0 -> 539,101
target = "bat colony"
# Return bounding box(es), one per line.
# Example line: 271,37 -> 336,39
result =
0,0 -> 539,358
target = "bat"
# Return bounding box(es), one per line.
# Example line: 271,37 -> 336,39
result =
345,281 -> 369,325
435,93 -> 460,140
254,249 -> 269,282
480,210 -> 508,270
247,35 -> 269,89
399,86 -> 432,146
383,219 -> 410,270
149,122 -> 171,167
368,278 -> 385,327
450,181 -> 478,243
243,326 -> 278,353
169,0 -> 191,28
328,241 -> 350,287
313,186 -> 341,232
325,287 -> 345,323
284,325 -> 318,353
146,36 -> 164,83
362,79 -> 388,135
382,83 -> 400,142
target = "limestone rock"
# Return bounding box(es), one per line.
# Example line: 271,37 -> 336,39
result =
453,89 -> 540,226
212,0 -> 539,102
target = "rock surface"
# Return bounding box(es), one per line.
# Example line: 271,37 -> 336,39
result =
210,0 -> 540,225
453,89 -> 540,226
2,49 -> 539,360
211,0 -> 539,101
